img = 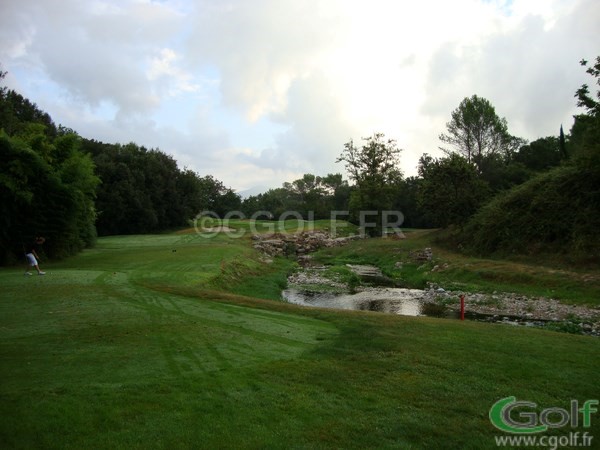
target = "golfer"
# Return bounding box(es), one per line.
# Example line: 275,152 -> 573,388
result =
24,236 -> 46,275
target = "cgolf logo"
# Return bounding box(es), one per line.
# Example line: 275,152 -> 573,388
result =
489,396 -> 598,434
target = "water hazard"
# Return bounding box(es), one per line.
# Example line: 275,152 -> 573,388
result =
282,266 -> 599,335
282,287 -> 460,319
281,286 -> 557,327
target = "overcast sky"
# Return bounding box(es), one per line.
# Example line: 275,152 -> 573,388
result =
1,0 -> 598,193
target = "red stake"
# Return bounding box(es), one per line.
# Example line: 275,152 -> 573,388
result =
460,294 -> 465,321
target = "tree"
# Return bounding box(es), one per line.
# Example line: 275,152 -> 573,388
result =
418,153 -> 489,228
391,176 -> 430,228
559,125 -> 567,158
337,133 -> 403,236
281,173 -> 349,219
242,173 -> 351,220
513,136 -> 563,172
1,70 -> 100,262
82,138 -> 240,235
459,57 -> 600,261
0,127 -> 99,262
247,188 -> 291,219
571,57 -> 600,162
0,71 -> 57,139
439,95 -> 524,172
321,173 -> 351,212
575,57 -> 600,116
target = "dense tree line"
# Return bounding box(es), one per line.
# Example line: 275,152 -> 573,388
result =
0,70 -> 239,263
81,139 -> 240,236
241,128 -> 565,232
1,71 -> 98,263
2,57 -> 598,264
240,173 -> 351,220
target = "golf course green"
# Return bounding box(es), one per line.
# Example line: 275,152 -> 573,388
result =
1,228 -> 598,449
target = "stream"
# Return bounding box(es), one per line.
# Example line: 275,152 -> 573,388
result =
283,287 -> 447,316
281,265 -> 600,335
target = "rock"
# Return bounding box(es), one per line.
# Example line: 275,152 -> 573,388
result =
252,230 -> 365,257
346,264 -> 383,278
409,248 -> 433,262
261,239 -> 285,246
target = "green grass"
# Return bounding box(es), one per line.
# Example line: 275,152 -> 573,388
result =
1,228 -> 599,448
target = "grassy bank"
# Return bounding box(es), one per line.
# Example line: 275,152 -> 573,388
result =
1,229 -> 599,448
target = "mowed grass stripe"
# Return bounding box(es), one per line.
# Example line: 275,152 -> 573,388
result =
1,254 -> 338,393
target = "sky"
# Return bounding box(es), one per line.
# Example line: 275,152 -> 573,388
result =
1,0 -> 598,194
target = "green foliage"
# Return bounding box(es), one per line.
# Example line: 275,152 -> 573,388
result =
0,84 -> 57,139
418,153 -> 489,227
242,173 -> 351,220
1,66 -> 242,250
478,154 -> 531,192
458,56 -> 600,263
513,136 -> 563,172
0,127 -> 98,262
575,57 -> 600,116
83,140 -> 240,235
570,57 -> 600,164
544,319 -> 584,335
337,133 -> 403,235
0,73 -> 98,262
439,94 -> 525,173
462,162 -> 600,263
242,187 -> 291,219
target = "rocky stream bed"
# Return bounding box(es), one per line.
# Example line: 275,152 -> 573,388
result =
250,232 -> 600,336
284,265 -> 600,336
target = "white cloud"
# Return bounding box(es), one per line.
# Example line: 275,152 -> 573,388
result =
1,0 -> 598,190
147,48 -> 201,97
187,0 -> 341,121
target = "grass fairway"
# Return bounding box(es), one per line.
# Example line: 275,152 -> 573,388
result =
1,231 -> 599,449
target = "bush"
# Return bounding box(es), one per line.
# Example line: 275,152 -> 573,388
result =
461,161 -> 600,263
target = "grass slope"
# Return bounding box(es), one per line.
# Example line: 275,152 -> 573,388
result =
1,230 -> 599,449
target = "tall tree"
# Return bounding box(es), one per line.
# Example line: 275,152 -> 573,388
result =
337,133 -> 403,236
439,95 -> 524,172
559,125 -> 568,158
